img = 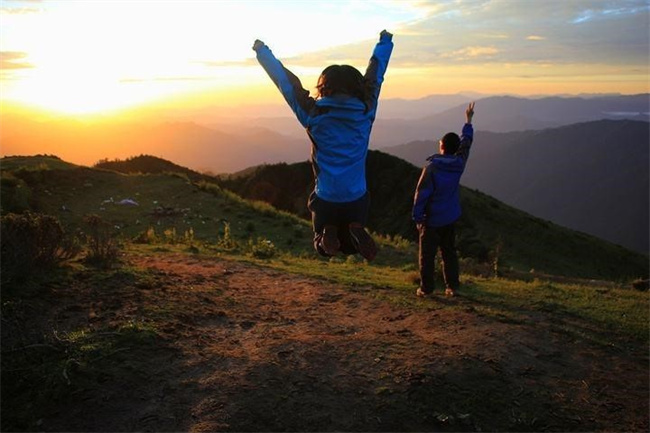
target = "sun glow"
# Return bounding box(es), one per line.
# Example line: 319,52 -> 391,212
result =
1,0 -> 648,118
0,0 -> 419,116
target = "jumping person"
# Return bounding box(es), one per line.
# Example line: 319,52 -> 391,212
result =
412,102 -> 475,297
252,30 -> 393,261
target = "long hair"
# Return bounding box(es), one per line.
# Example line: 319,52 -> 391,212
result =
316,64 -> 369,101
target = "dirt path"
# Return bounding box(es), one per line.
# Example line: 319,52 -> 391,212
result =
37,252 -> 649,432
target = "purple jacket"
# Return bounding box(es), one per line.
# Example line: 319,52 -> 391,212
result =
412,123 -> 474,227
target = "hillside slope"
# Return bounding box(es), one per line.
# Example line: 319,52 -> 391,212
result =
385,120 -> 649,254
0,155 -> 314,257
218,151 -> 648,280
2,154 -> 646,281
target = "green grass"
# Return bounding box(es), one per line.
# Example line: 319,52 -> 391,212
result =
471,278 -> 649,341
2,162 -> 314,256
3,155 -> 648,345
1,315 -> 162,431
3,156 -> 648,433
0,155 -> 79,171
149,244 -> 648,345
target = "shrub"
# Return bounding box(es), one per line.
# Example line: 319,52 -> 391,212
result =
217,221 -> 237,250
133,227 -> 159,244
248,237 -> 276,259
1,212 -> 80,281
184,227 -> 195,245
163,228 -> 178,244
0,173 -> 32,214
82,214 -> 120,267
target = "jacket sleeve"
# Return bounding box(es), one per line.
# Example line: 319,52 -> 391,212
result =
255,44 -> 315,128
364,32 -> 394,117
455,123 -> 474,161
412,165 -> 434,223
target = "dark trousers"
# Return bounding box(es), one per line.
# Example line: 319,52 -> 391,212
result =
308,191 -> 370,256
419,223 -> 459,293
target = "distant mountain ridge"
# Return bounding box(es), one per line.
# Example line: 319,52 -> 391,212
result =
2,94 -> 647,173
0,117 -> 310,175
367,93 -> 649,149
385,119 -> 650,254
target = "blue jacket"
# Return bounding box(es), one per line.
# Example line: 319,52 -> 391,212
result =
412,123 -> 474,227
255,34 -> 393,203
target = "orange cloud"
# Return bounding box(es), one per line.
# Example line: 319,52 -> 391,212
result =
443,46 -> 500,60
0,51 -> 33,70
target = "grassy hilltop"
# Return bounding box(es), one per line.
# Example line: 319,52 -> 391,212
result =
1,154 -> 648,432
217,150 -> 648,281
2,153 -> 647,282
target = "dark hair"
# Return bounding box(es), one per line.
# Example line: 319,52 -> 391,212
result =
316,64 -> 367,101
441,132 -> 461,155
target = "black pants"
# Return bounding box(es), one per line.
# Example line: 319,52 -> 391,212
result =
308,191 -> 370,256
418,223 -> 459,293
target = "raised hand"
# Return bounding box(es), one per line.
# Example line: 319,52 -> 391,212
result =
465,102 -> 475,123
252,39 -> 265,51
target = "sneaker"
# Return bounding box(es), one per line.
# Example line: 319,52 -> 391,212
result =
445,288 -> 456,297
320,225 -> 340,256
416,288 -> 430,297
349,223 -> 377,261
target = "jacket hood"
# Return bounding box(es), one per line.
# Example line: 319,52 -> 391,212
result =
427,154 -> 466,173
316,95 -> 366,111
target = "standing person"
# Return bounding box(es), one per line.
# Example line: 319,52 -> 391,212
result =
252,30 -> 393,261
412,102 -> 475,297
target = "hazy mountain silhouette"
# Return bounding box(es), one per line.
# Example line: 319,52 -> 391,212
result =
0,116 -> 310,174
2,94 -> 647,173
385,119 -> 650,254
365,93 -> 650,148
205,94 -> 649,149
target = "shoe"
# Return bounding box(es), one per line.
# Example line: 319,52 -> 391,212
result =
445,288 -> 456,297
416,288 -> 430,297
321,225 -> 340,256
349,223 -> 377,261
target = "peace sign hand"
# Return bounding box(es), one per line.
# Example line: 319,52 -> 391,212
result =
465,102 -> 475,124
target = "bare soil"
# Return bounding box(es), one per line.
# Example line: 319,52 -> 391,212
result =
4,252 -> 648,432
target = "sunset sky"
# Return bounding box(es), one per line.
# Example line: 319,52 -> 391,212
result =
1,0 -> 648,117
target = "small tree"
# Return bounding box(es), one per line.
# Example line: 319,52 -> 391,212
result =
83,214 -> 120,267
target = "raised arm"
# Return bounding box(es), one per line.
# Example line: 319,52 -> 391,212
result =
364,30 -> 394,117
253,40 -> 315,128
455,102 -> 475,161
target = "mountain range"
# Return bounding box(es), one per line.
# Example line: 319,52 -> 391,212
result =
2,93 -> 647,172
2,94 -> 648,254
385,119 -> 649,254
211,93 -> 649,149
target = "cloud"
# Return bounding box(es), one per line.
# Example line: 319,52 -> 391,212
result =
119,76 -> 214,83
198,59 -> 258,68
446,46 -> 500,59
0,7 -> 40,14
0,0 -> 43,14
366,0 -> 650,68
0,51 -> 33,69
